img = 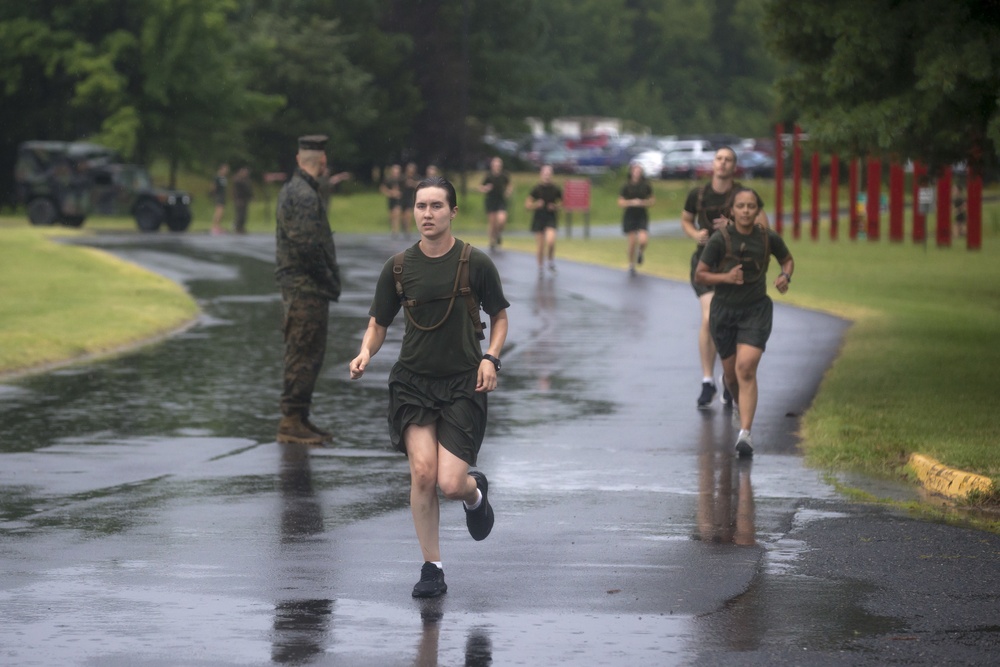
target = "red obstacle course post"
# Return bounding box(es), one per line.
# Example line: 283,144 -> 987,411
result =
829,154 -> 839,240
810,152 -> 820,240
866,158 -> 881,241
912,161 -> 929,244
793,125 -> 802,239
774,123 -> 784,235
889,162 -> 904,242
968,166 -> 982,251
936,167 -> 952,247
849,159 -> 859,240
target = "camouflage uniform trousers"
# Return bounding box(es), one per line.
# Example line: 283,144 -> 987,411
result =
280,290 -> 330,417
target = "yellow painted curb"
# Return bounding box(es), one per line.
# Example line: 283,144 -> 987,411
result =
909,453 -> 994,500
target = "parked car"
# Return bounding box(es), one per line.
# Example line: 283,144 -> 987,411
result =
631,150 -> 665,179
14,141 -> 192,231
735,150 -> 776,178
661,152 -> 707,179
540,148 -> 579,174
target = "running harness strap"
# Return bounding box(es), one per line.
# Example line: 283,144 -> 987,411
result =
716,223 -> 770,275
392,242 -> 486,340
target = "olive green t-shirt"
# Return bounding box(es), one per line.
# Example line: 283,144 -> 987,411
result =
370,239 -> 510,377
700,225 -> 791,307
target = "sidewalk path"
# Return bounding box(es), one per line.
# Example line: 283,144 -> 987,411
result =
0,233 -> 997,666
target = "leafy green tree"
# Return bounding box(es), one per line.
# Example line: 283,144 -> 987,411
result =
766,0 -> 1000,170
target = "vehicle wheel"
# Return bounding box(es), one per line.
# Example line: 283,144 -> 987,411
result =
165,209 -> 192,232
135,200 -> 164,232
26,198 -> 59,226
61,215 -> 86,227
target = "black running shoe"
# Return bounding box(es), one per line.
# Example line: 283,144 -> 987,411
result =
465,471 -> 494,541
720,376 -> 733,408
412,562 -> 447,598
697,381 -> 717,408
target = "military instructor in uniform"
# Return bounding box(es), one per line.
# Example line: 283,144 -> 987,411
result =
275,135 -> 342,445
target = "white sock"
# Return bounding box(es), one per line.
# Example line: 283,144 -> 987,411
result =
739,429 -> 751,440
464,488 -> 483,511
703,376 -> 714,384
431,561 -> 442,570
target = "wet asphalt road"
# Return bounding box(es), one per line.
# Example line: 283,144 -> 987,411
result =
1,232 -> 998,666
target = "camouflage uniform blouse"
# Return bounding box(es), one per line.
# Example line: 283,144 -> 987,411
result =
275,168 -> 341,300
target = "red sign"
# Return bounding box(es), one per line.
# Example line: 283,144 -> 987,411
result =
563,179 -> 591,211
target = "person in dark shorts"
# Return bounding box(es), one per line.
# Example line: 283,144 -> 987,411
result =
952,183 -> 967,238
478,156 -> 513,250
681,147 -> 768,408
350,176 -> 510,598
275,135 -> 342,446
618,162 -> 655,275
380,163 -> 404,237
694,187 -> 793,457
525,164 -> 562,275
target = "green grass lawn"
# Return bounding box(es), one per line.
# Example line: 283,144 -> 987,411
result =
4,169 -> 999,510
0,225 -> 199,377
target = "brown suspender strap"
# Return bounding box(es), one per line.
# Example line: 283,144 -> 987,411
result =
458,243 -> 487,340
717,224 -> 770,273
393,242 -> 486,340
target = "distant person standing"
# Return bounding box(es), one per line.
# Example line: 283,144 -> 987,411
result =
380,163 -> 404,237
231,167 -> 253,234
350,176 -> 509,598
401,162 -> 420,237
952,183 -> 967,238
478,156 -> 513,250
681,147 -> 768,408
694,187 -> 793,457
274,135 -> 342,446
211,163 -> 229,235
526,164 -> 562,275
618,162 -> 655,275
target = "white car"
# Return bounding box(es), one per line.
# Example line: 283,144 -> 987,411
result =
631,150 -> 664,179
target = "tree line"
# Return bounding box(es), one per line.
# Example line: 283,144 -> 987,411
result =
2,0 -> 997,206
0,0 -> 779,200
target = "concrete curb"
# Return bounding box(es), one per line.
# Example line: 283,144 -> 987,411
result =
909,453 -> 995,500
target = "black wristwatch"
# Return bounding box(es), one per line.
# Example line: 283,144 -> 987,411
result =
482,354 -> 501,372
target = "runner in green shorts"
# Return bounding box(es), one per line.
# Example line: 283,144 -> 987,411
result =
350,176 -> 510,598
694,187 -> 794,457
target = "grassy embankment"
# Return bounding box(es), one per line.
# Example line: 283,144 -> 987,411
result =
0,224 -> 198,377
3,168 -> 999,509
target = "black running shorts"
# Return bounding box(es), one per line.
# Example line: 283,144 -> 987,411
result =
709,296 -> 773,359
387,363 -> 487,466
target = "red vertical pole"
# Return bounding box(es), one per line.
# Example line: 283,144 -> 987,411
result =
849,159 -> 859,240
866,158 -> 881,240
936,166 -> 952,247
774,124 -> 784,235
810,152 -> 820,240
968,166 -> 982,250
912,161 -> 927,243
829,154 -> 839,240
793,125 -> 802,239
889,162 -> 904,242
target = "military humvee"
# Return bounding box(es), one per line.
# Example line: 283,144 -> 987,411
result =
14,141 -> 193,231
